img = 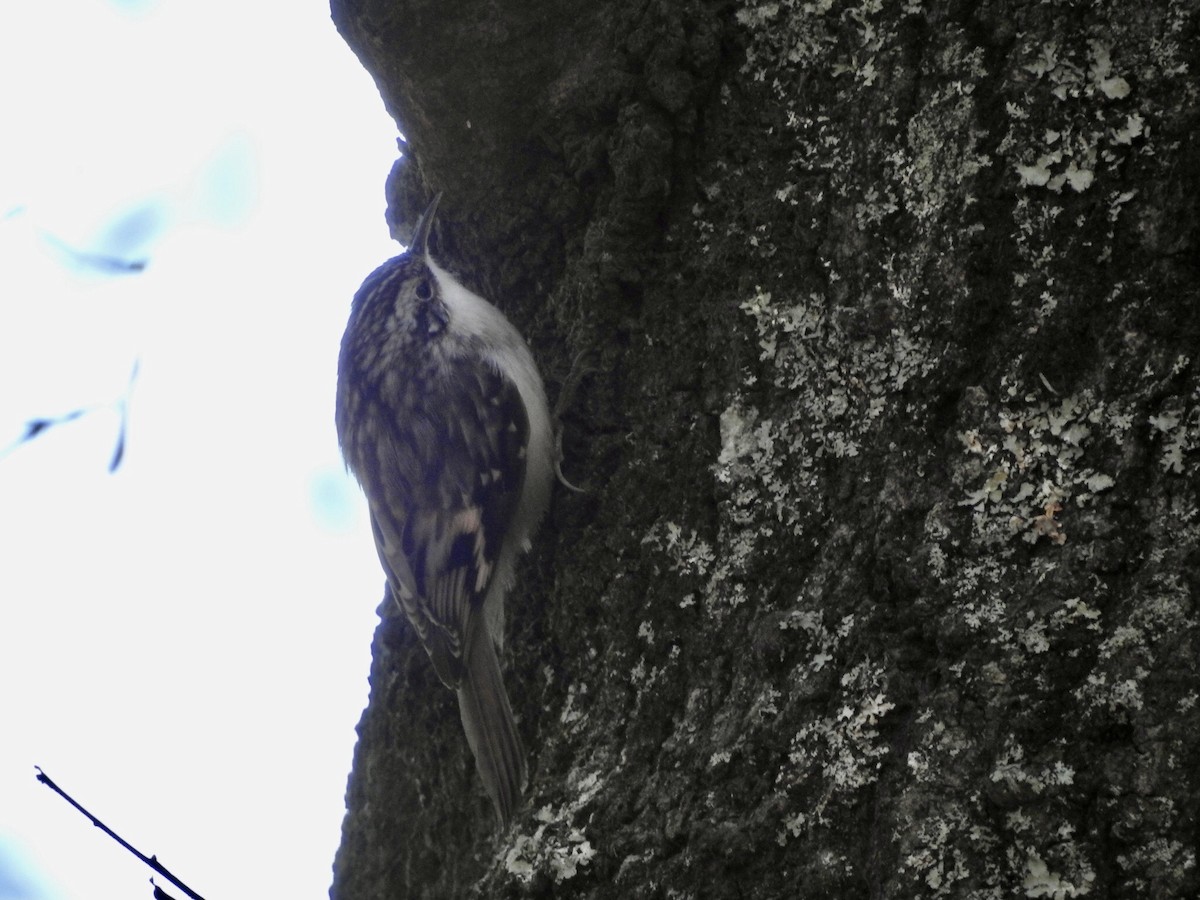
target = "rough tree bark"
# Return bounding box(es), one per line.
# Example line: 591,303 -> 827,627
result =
328,1 -> 1199,897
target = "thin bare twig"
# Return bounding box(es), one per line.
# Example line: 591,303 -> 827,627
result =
35,767 -> 207,900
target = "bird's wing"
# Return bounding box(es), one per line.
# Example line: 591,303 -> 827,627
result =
368,356 -> 529,687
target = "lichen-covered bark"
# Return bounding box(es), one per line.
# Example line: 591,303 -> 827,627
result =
328,1 -> 1200,897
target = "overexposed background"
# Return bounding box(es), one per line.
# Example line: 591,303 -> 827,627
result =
0,1 -> 401,897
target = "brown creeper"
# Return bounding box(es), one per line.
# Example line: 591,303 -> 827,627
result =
335,194 -> 553,826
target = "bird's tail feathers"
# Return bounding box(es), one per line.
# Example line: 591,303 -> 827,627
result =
457,628 -> 527,826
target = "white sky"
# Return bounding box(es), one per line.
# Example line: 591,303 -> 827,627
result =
0,1 -> 403,897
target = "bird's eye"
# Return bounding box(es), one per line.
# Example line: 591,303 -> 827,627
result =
415,279 -> 433,301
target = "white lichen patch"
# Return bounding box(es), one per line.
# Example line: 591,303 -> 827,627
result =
504,770 -> 602,884
1008,40 -> 1147,195
1073,576 -> 1193,716
641,518 -> 755,613
1024,852 -> 1095,898
735,285 -> 936,533
957,387 -> 1120,546
557,679 -> 589,729
1115,839 -> 1196,886
899,728 -> 1097,896
777,659 -> 895,838
780,607 -> 855,674
641,521 -> 715,578
900,803 -> 994,895
1148,394 -> 1199,474
991,738 -> 1076,794
709,749 -> 733,768
890,46 -> 992,221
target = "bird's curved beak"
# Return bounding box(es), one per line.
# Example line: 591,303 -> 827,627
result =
409,192 -> 442,257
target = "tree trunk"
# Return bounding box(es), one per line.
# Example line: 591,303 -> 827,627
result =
328,1 -> 1200,897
